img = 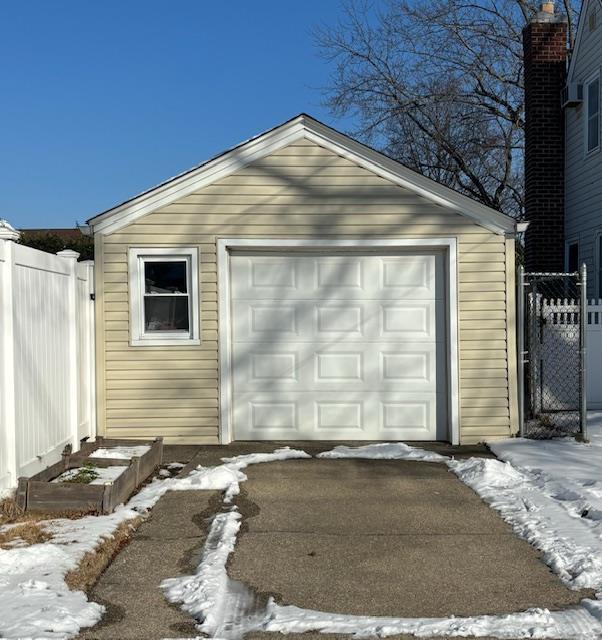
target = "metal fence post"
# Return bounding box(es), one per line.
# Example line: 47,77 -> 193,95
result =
580,263 -> 588,441
517,265 -> 525,437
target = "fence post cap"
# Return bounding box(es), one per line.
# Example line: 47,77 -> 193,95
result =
56,249 -> 80,260
0,219 -> 20,241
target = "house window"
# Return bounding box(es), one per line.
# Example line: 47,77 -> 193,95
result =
586,75 -> 600,153
567,241 -> 579,273
129,248 -> 199,346
597,235 -> 602,298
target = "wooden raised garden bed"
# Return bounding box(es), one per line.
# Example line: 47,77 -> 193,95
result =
16,437 -> 163,514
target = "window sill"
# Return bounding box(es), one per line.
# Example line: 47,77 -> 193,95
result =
130,337 -> 201,347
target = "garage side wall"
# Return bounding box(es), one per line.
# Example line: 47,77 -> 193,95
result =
96,138 -> 517,444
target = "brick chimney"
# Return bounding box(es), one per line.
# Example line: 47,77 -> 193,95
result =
523,2 -> 567,272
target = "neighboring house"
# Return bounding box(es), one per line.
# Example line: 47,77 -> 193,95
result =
565,0 -> 602,293
523,0 -> 602,294
87,114 -> 520,445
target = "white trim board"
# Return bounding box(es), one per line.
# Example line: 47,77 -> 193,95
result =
128,247 -> 200,347
217,238 -> 460,445
89,114 -> 516,236
568,0 -> 602,83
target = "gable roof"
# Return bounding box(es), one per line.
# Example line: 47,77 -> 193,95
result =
88,113 -> 517,235
567,0 -> 602,82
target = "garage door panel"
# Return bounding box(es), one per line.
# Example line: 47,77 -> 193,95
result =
231,253 -> 442,300
233,300 -> 440,343
233,391 -> 439,440
234,343 -> 437,392
230,252 -> 446,441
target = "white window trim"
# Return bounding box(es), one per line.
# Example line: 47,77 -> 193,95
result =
128,247 -> 200,346
565,237 -> 580,273
585,71 -> 601,156
217,238 -> 460,446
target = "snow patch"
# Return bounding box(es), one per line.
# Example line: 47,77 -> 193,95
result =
52,465 -> 128,485
317,442 -> 447,462
89,445 -> 150,460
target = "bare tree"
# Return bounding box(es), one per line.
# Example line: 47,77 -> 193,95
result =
315,0 -> 578,218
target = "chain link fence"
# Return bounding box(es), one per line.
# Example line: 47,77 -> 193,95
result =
518,267 -> 587,439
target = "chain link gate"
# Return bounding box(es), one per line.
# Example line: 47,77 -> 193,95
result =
517,266 -> 587,440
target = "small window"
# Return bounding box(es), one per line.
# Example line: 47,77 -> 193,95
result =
589,8 -> 598,32
586,76 -> 600,153
567,241 -> 579,273
597,235 -> 602,298
129,248 -> 199,346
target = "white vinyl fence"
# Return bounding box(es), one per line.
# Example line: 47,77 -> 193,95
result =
0,220 -> 95,491
537,297 -> 602,410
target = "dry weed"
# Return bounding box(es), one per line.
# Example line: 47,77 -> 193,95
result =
65,517 -> 143,592
0,521 -> 52,548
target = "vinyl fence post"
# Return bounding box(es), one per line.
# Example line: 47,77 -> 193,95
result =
57,249 -> 81,451
517,265 -> 525,437
0,220 -> 20,488
580,263 -> 588,441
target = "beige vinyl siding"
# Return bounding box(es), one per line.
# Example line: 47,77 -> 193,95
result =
97,137 -> 515,444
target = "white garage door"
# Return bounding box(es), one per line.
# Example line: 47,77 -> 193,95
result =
230,252 -> 447,441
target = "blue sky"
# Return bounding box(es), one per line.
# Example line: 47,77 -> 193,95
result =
0,1 -> 357,228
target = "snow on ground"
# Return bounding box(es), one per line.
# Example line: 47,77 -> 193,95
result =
317,442 -> 447,462
484,412 -> 602,594
89,445 -> 150,460
0,447 -> 309,640
52,465 -> 128,485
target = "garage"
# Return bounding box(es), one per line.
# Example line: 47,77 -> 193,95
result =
92,114 -> 518,445
228,250 -> 448,441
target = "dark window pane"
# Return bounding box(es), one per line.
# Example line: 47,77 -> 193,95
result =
568,242 -> 579,272
145,261 -> 187,294
589,79 -> 599,115
589,115 -> 600,151
144,296 -> 189,332
599,236 -> 602,298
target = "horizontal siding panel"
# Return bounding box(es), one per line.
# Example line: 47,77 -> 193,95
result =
106,417 -> 218,428
461,407 -> 509,417
105,433 -> 219,445
106,378 -> 217,390
105,350 -> 217,361
106,389 -> 218,399
461,359 -> 507,369
461,397 -> 509,408
107,398 -> 217,409
108,369 -> 217,380
107,408 -> 218,418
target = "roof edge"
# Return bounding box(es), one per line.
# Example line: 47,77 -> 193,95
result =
89,113 -> 516,236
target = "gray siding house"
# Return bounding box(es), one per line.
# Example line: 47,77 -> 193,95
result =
565,0 -> 602,294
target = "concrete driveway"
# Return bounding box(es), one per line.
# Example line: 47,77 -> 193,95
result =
80,443 -> 590,640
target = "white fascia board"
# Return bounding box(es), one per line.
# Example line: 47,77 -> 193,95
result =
302,122 -> 515,234
91,114 -> 515,236
567,0 -> 602,82
92,120 -> 308,235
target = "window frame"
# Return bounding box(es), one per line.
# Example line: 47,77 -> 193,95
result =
585,71 -> 600,156
565,238 -> 580,273
128,247 -> 200,346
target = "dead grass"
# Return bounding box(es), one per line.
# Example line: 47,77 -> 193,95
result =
65,517 -> 143,592
0,495 -> 23,525
0,521 -> 53,549
0,494 -> 97,526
